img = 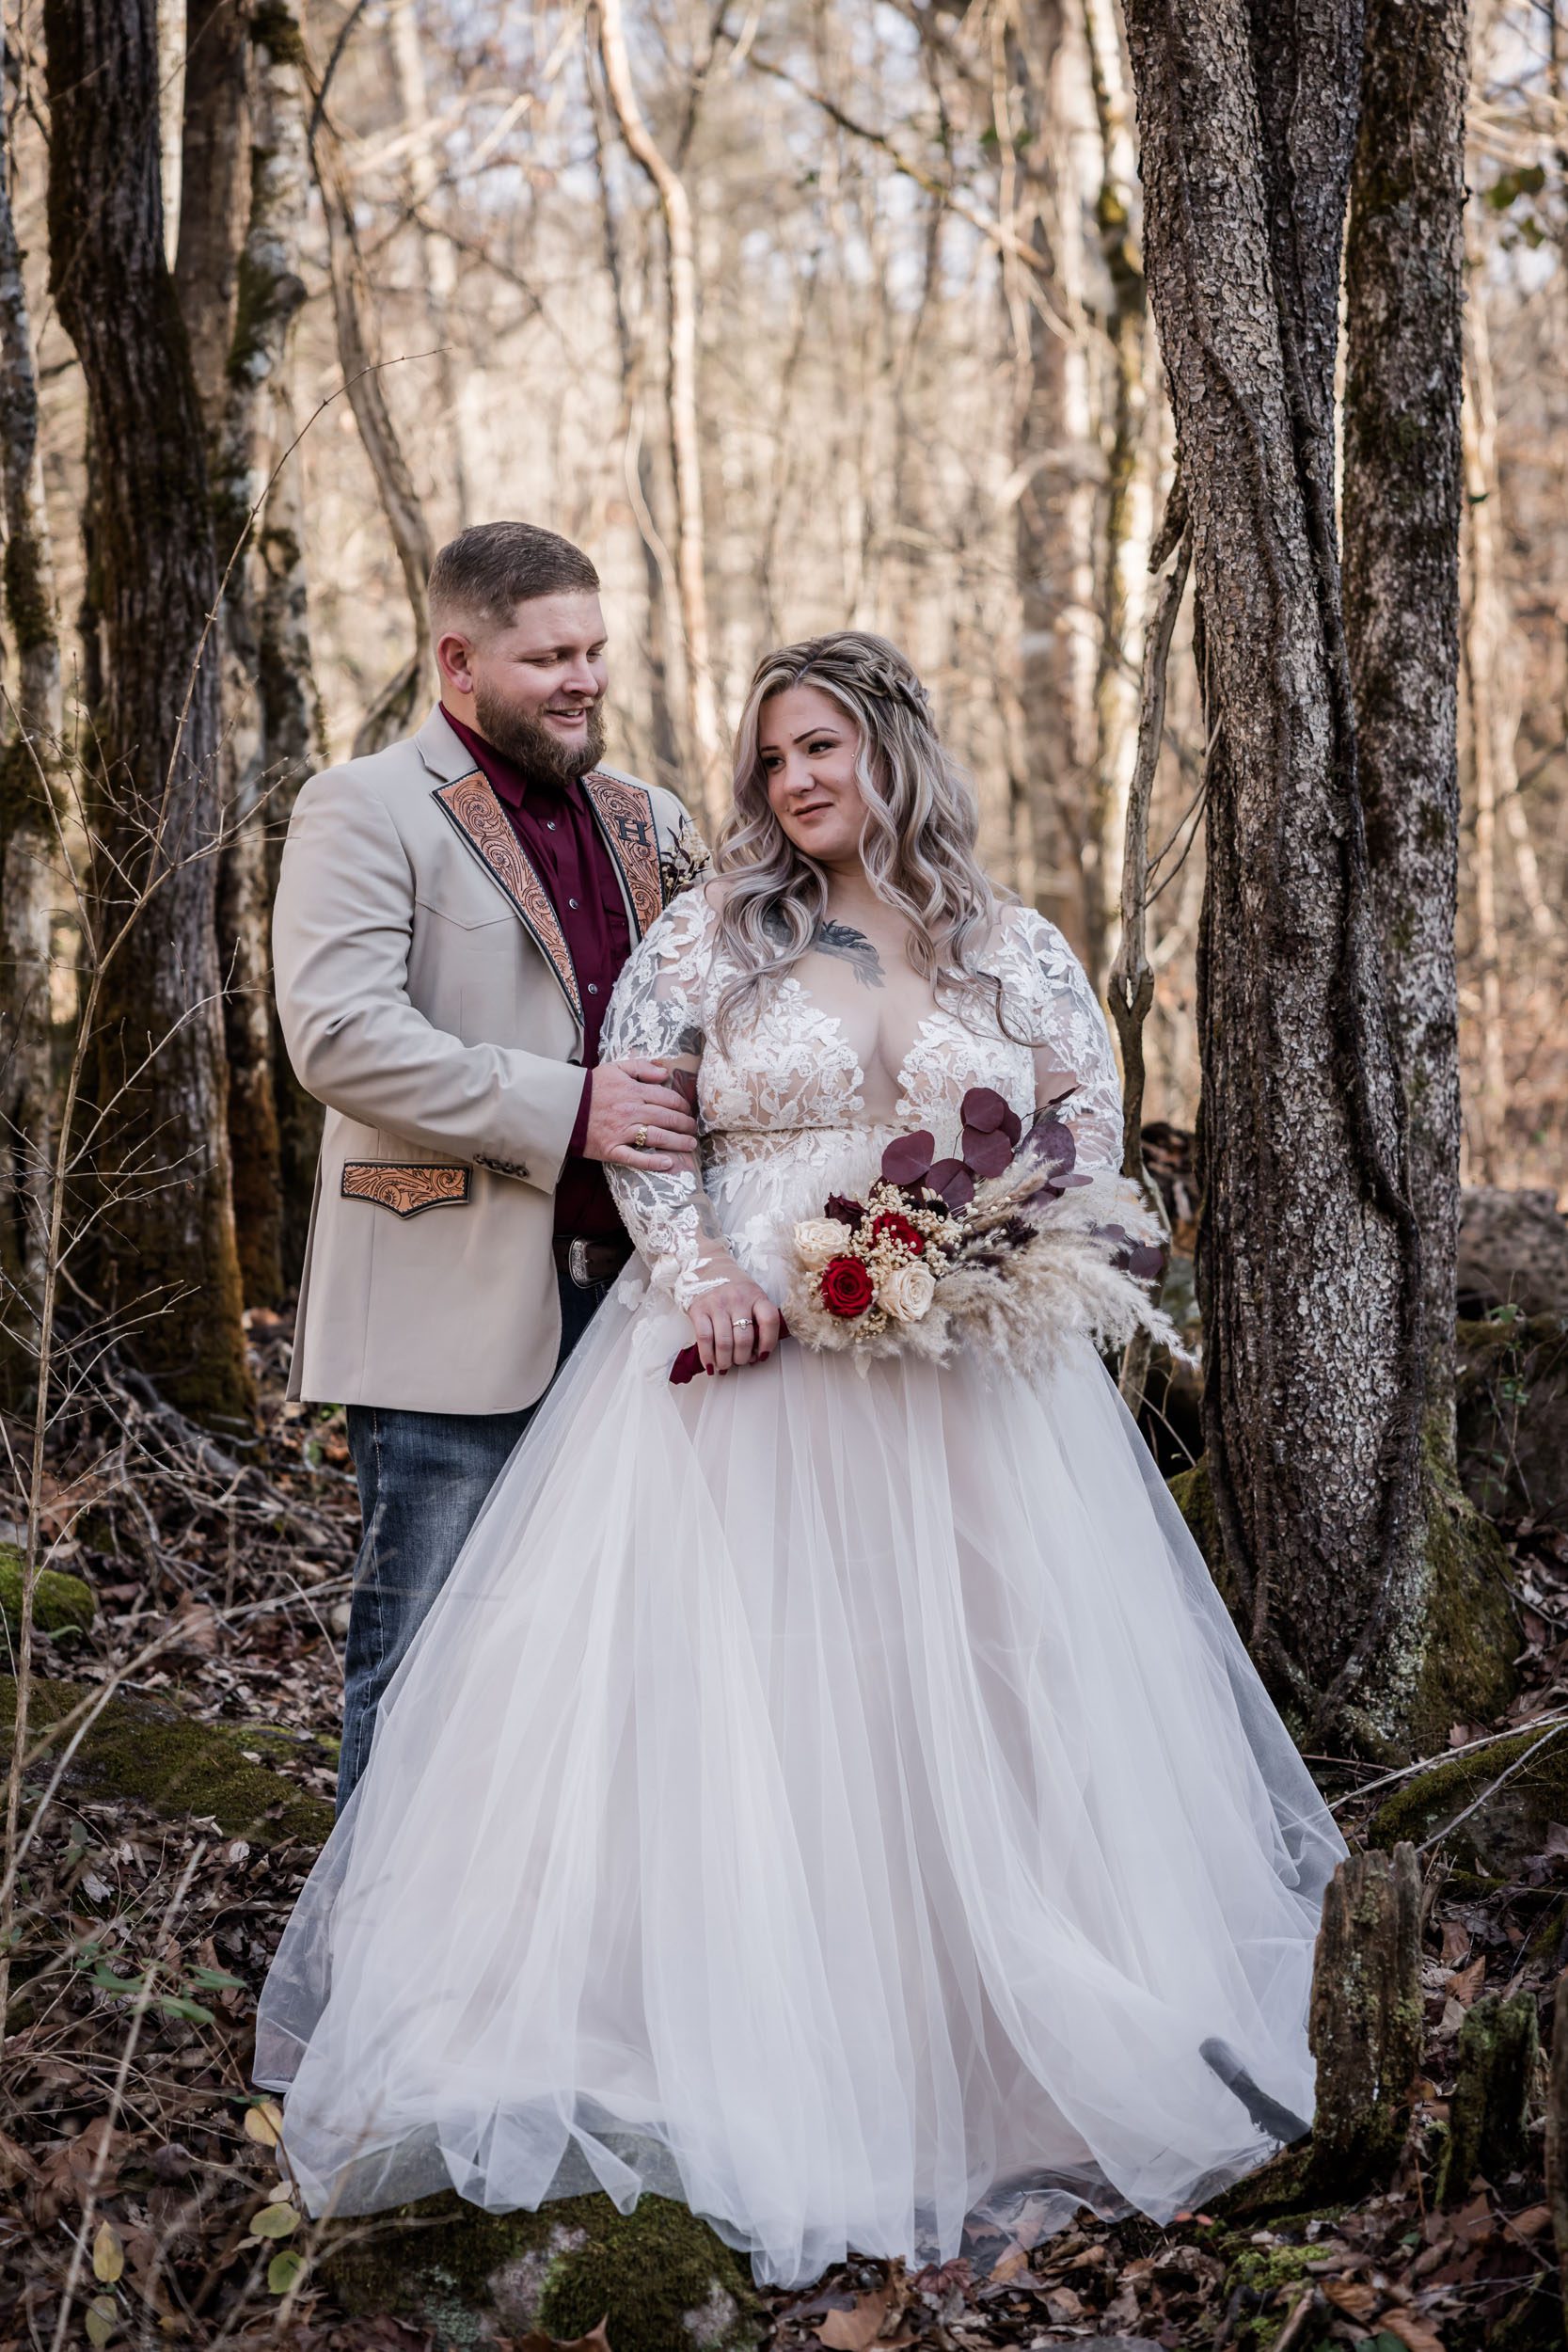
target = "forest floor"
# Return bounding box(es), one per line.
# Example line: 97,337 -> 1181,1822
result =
2,1316 -> 1565,2352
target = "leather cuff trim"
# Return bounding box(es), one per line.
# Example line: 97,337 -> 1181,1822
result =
341,1162 -> 473,1216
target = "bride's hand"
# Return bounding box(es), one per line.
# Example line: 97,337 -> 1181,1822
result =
688,1273 -> 781,1374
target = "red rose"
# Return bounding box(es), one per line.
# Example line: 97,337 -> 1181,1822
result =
819,1255 -> 875,1318
871,1211 -> 924,1255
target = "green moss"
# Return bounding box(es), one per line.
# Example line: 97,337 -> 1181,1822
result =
0,1675 -> 332,1848
248,1 -> 307,65
0,1544 -> 96,1645
1168,1454 -> 1241,1601
1402,1456 -> 1518,1754
322,2190 -> 764,2352
1434,1991 -> 1538,2203
1369,1722 -> 1568,1872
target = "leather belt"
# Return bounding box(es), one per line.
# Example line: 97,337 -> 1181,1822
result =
553,1233 -> 633,1289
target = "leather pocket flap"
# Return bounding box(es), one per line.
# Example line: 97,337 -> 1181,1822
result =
341,1163 -> 472,1216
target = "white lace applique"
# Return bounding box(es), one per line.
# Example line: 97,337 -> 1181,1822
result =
602,892 -> 1125,1311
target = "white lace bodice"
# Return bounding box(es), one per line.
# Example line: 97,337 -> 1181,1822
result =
601,888 -> 1124,1308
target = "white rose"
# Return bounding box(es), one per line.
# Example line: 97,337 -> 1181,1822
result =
879,1260 -> 936,1324
794,1217 -> 853,1270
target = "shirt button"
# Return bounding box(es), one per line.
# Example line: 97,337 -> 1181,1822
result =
586,982 -> 599,995
546,819 -> 558,831
568,897 -> 580,910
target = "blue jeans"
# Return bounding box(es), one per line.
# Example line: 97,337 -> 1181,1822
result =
338,1264 -> 611,1810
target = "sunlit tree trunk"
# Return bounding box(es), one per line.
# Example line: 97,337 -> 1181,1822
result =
0,46 -> 63,1349
596,0 -> 723,830
210,4 -> 311,1309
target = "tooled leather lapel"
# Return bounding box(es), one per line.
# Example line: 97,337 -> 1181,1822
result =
431,770 -> 583,1027
583,772 -> 662,941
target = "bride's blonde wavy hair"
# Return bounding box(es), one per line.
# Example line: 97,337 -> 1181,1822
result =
712,631 -> 1011,1044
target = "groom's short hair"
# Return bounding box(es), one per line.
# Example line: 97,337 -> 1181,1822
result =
429,522 -> 600,638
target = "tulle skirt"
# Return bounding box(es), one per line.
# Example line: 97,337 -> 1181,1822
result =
255,1279 -> 1343,2287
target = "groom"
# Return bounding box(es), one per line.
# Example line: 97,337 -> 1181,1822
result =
274,521 -> 710,1808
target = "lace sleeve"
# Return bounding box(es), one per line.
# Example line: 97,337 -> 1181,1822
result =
600,892 -> 734,1309
1014,909 -> 1125,1177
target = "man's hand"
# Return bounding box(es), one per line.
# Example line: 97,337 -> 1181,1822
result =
687,1271 -> 781,1373
583,1058 -> 699,1171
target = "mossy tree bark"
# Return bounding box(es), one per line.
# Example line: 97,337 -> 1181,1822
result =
43,0 -> 253,1428
1342,0 -> 1467,1457
1120,0 -> 1509,1754
174,0 -> 252,434
209,4 -> 312,1310
0,45 -> 63,1375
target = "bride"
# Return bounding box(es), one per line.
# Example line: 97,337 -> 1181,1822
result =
255,630 -> 1344,2288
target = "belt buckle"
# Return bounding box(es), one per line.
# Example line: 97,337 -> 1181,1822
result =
568,1236 -> 593,1288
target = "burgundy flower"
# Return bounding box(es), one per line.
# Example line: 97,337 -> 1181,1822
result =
819,1255 -> 875,1318
824,1194 -> 864,1227
871,1211 -> 925,1255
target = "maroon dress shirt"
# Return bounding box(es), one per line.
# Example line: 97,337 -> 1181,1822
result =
443,711 -> 626,1239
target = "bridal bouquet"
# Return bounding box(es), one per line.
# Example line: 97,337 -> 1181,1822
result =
781,1086 -> 1186,1377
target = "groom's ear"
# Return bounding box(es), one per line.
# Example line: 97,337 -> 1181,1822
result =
436,627 -> 479,697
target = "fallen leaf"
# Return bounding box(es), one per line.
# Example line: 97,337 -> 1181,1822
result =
243,2101 -> 284,2148
85,2296 -> 118,2349
1444,1955 -> 1487,2007
988,2243 -> 1030,2285
267,2250 -> 306,2297
1508,2203 -> 1552,2238
1378,2311 -> 1447,2352
92,2220 -> 124,2283
249,2201 -> 299,2239
518,2327 -> 612,2352
816,2287 -> 894,2351
1043,2287 -> 1084,2323
1438,1921 -> 1471,1965
1322,2279 -> 1378,2318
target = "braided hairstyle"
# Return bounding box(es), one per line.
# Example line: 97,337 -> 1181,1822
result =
711,630 -> 1013,1047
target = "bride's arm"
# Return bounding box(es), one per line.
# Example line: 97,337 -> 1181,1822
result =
601,892 -> 781,1371
1016,910 -> 1125,1175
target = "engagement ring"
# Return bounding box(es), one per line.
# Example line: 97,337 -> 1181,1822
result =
633,1124 -> 648,1150
734,1316 -> 753,1328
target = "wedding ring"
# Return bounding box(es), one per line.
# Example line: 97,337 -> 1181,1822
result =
733,1315 -> 753,1328
633,1124 -> 648,1151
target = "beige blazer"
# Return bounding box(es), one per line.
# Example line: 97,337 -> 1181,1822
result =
273,707 -> 709,1413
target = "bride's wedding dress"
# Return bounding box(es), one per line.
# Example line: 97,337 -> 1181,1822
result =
255,891 -> 1344,2288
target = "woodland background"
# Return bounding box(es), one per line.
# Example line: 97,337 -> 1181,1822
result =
4,1 -> 1568,2348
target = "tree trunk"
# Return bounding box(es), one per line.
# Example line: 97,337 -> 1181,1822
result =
44,0 -> 253,1428
1008,0 -> 1094,941
209,3 -> 310,1310
307,84 -> 435,758
1118,0 -> 1492,1752
0,45 -> 63,1356
175,0 -> 251,433
1341,0 -> 1466,1454
258,371 -> 325,1293
596,0 -> 723,833
388,0 -> 471,529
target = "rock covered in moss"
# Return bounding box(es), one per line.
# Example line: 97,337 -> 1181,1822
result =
0,1674 -> 333,1848
0,1540 -> 96,1644
321,2189 -> 764,2352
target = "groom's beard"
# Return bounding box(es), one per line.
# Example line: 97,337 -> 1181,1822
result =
471,682 -> 607,787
